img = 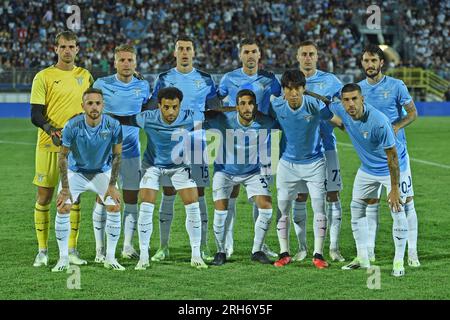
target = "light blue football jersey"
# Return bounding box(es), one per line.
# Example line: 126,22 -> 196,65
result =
62,114 -> 123,173
270,95 -> 331,164
358,75 -> 413,148
204,111 -> 278,175
150,68 -> 219,120
131,109 -> 203,169
93,75 -> 150,159
219,68 -> 282,114
306,70 -> 343,151
330,101 -> 407,176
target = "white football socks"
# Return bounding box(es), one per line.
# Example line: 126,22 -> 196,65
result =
92,202 -> 106,252
55,212 -> 70,258
158,194 -> 175,248
311,198 -> 327,256
350,200 -> 369,262
327,200 -> 342,251
106,211 -> 121,261
198,196 -> 208,247
138,202 -> 154,261
213,209 -> 228,253
185,202 -> 202,258
122,203 -> 137,249
252,208 -> 272,253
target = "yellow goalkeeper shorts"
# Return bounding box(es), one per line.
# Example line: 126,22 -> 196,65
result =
33,148 -> 59,188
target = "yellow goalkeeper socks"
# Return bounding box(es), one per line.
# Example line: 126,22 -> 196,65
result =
34,202 -> 50,251
69,203 -> 81,250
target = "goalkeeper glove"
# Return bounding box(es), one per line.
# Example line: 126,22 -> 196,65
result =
43,123 -> 63,147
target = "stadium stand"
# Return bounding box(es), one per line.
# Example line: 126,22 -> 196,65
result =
0,0 -> 448,99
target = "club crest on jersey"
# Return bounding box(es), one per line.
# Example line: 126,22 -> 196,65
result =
319,82 -> 325,90
383,90 -> 390,98
303,115 -> 313,122
194,80 -> 203,89
100,130 -> 109,139
76,77 -> 83,86
134,89 -> 141,97
362,131 -> 369,139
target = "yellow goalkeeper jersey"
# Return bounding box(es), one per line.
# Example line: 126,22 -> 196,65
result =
30,65 -> 93,152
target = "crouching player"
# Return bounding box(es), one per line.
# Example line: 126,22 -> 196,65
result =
329,83 -> 409,277
206,89 -> 278,266
113,87 -> 208,270
54,88 -> 124,272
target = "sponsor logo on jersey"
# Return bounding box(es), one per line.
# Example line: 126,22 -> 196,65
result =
76,77 -> 83,86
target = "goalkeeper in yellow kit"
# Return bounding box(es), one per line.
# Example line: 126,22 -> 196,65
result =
30,31 -> 93,267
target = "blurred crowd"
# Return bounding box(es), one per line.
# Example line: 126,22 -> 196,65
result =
0,0 -> 448,81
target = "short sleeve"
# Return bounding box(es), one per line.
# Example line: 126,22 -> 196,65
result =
62,123 -> 73,148
30,72 -> 46,105
396,80 -> 413,106
271,75 -> 282,97
375,120 -> 396,150
112,121 -> 123,144
92,79 -> 103,90
331,76 -> 343,100
218,74 -> 229,99
134,111 -> 151,128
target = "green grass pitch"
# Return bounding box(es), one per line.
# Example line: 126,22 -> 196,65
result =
0,117 -> 449,300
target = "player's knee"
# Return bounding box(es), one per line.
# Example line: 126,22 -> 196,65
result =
214,200 -> 228,211
230,185 -> 240,198
36,187 -> 54,205
365,198 -> 380,205
326,191 -> 340,202
256,196 -> 272,210
59,204 -> 72,214
106,204 -> 120,213
197,187 -> 205,197
296,193 -> 308,202
123,190 -> 139,204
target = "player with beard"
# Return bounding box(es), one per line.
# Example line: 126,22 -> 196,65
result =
358,44 -> 420,267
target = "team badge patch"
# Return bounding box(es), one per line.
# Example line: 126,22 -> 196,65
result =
134,89 -> 141,97
303,115 -> 313,122
194,80 -> 203,89
383,90 -> 390,98
362,131 -> 369,139
100,130 -> 109,139
76,77 -> 83,86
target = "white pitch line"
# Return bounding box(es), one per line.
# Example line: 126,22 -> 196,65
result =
338,142 -> 450,169
0,140 -> 35,146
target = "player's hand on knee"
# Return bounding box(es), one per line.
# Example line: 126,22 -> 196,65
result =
56,188 -> 72,212
106,185 -> 121,206
388,189 -> 403,213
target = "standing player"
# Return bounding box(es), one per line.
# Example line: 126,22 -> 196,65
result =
294,40 -> 345,262
30,31 -> 93,267
329,83 -> 409,277
149,36 -> 220,262
92,44 -> 150,262
53,88 -> 123,272
358,44 -> 420,266
113,87 -> 208,270
205,89 -> 278,266
271,70 -> 333,269
218,38 -> 281,259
